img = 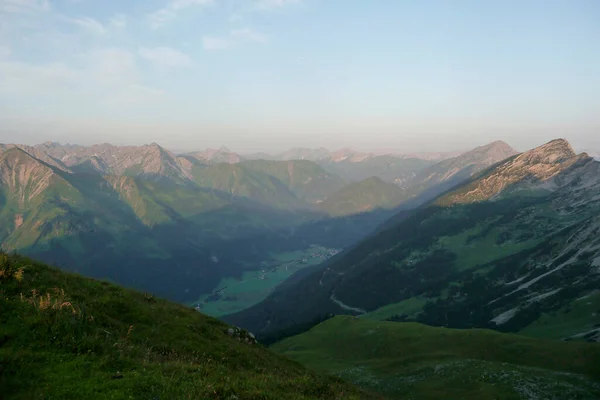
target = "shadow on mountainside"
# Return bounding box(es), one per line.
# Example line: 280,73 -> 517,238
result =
223,158 -> 600,343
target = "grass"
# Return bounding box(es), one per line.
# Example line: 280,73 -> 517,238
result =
195,247 -> 336,317
438,222 -> 541,272
0,253 -> 377,400
272,316 -> 600,399
519,291 -> 600,340
361,296 -> 429,321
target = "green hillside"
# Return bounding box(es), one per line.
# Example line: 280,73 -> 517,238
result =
0,253 -> 376,400
240,160 -> 347,202
317,177 -> 408,216
272,316 -> 600,399
190,163 -> 308,210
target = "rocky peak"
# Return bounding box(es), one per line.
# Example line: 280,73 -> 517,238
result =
437,138 -> 593,205
460,141 -> 518,162
485,140 -> 518,155
0,148 -> 63,206
146,142 -> 165,153
518,138 -> 576,164
410,140 -> 518,188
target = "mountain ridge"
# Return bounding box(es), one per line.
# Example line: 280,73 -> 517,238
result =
225,138 -> 600,343
436,138 -> 595,205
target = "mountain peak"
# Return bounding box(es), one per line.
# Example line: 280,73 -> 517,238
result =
0,146 -> 32,162
487,140 -> 513,150
437,138 -> 590,205
0,147 -> 67,206
527,138 -> 576,162
472,140 -> 517,157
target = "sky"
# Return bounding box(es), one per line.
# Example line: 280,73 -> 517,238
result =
0,0 -> 599,153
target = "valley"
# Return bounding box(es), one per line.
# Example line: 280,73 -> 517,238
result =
226,139 -> 600,347
0,139 -> 514,310
2,138 -> 600,400
194,245 -> 340,316
3,2 -> 598,398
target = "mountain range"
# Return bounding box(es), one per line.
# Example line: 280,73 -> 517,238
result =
226,139 -> 600,346
0,140 -> 516,308
3,137 -> 600,400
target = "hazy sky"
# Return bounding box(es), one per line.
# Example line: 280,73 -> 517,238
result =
1,0 -> 599,153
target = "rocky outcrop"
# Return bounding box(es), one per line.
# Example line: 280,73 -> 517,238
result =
224,326 -> 258,345
438,139 -> 596,205
0,148 -> 63,207
29,142 -> 193,181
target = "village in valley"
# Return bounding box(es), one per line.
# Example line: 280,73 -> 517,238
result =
194,245 -> 341,316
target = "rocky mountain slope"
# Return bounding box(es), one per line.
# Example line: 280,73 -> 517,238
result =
225,139 -> 600,344
402,141 -> 518,201
32,141 -> 193,181
0,148 -> 88,250
0,253 -> 376,400
437,139 -> 589,205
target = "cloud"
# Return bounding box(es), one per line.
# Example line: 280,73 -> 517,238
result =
0,0 -> 50,13
203,28 -> 267,51
109,84 -> 165,105
147,0 -> 214,29
138,47 -> 192,68
202,36 -> 231,50
256,0 -> 301,10
109,13 -> 127,29
0,45 -> 11,59
231,28 -> 267,43
0,47 -> 165,108
1,48 -> 133,93
228,13 -> 243,23
69,16 -> 106,35
82,48 -> 137,83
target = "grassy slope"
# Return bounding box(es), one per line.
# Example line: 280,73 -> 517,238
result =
273,316 -> 600,399
196,247 -> 337,317
190,163 -> 308,210
0,254 -> 377,400
317,177 -> 408,217
519,291 -> 600,341
240,160 -> 347,202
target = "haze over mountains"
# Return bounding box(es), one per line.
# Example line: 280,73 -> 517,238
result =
3,137 -> 600,399
3,0 -> 599,397
0,140 -> 515,307
227,139 -> 600,345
